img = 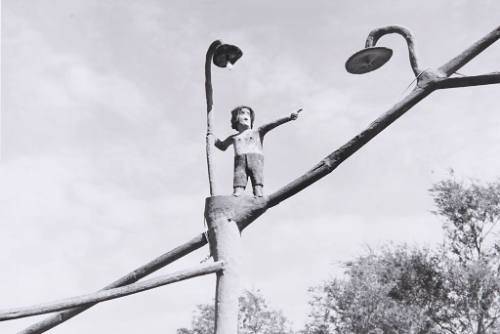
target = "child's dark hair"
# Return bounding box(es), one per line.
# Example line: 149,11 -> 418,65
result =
230,106 -> 255,130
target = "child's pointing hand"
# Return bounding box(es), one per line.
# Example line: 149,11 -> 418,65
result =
290,108 -> 302,120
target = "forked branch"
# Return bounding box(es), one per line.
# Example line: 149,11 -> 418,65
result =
269,26 -> 500,207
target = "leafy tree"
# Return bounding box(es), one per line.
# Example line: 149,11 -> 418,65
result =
430,177 -> 500,334
177,303 -> 215,334
302,245 -> 445,334
177,289 -> 294,334
303,176 -> 500,334
430,177 -> 500,263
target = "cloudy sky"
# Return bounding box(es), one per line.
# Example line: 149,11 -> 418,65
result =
1,1 -> 499,333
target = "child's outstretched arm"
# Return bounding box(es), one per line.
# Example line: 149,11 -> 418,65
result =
214,135 -> 233,151
258,108 -> 302,136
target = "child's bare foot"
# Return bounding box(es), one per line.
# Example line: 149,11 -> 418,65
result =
253,185 -> 263,197
233,187 -> 245,197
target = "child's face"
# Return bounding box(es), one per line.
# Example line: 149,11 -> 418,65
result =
236,108 -> 252,129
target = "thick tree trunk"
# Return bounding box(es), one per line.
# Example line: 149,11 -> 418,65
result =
205,196 -> 243,334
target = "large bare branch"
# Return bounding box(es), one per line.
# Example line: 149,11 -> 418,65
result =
1,262 -> 223,321
434,72 -> 500,89
267,87 -> 433,207
268,26 -> 500,208
439,26 -> 500,76
19,233 -> 207,334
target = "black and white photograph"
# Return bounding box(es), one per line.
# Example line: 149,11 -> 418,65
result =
1,1 -> 499,333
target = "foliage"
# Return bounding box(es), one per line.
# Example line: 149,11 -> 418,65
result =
302,245 -> 445,334
430,177 -> 500,263
302,176 -> 500,334
177,303 -> 215,334
430,177 -> 500,334
177,289 -> 294,334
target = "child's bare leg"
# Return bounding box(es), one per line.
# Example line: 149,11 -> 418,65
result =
253,185 -> 263,197
233,186 -> 245,196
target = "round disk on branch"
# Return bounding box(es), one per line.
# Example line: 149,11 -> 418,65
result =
345,47 -> 393,74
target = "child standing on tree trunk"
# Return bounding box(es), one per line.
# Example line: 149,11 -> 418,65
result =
214,106 -> 301,197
